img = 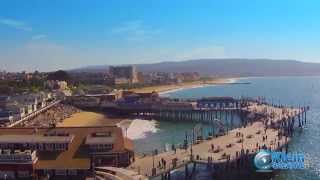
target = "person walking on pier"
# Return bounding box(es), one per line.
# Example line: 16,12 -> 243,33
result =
161,158 -> 165,169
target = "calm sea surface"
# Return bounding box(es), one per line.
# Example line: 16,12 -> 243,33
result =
133,76 -> 320,179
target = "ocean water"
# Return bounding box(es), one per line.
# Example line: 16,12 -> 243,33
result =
132,76 -> 320,179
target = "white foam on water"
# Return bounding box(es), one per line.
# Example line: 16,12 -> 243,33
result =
159,85 -> 209,96
124,119 -> 160,140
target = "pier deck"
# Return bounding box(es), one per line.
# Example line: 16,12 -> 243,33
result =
127,103 -> 305,177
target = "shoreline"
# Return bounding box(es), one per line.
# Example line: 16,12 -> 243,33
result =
158,77 -> 242,95
131,77 -> 241,95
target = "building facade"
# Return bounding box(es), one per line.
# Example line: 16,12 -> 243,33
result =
0,126 -> 134,179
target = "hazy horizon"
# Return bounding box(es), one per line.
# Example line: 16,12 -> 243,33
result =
1,58 -> 318,73
1,0 -> 320,72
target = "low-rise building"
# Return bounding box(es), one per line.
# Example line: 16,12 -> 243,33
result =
197,97 -> 239,109
0,126 -> 134,179
5,105 -> 25,120
0,149 -> 37,179
0,111 -> 14,125
160,102 -> 194,110
65,95 -> 101,108
46,80 -> 68,91
114,77 -> 131,85
0,96 -> 10,109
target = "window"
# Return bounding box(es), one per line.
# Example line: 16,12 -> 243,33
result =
68,169 -> 77,175
0,144 -> 6,149
55,143 -> 65,151
43,169 -> 53,176
29,144 -> 36,149
17,171 -> 29,178
55,170 -> 66,176
45,143 -> 53,151
38,143 -> 43,150
0,171 -> 15,179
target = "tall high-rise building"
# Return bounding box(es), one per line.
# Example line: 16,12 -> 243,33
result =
109,66 -> 138,84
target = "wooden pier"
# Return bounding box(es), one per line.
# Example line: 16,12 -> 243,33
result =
132,109 -> 248,125
107,97 -> 253,125
127,102 -> 308,179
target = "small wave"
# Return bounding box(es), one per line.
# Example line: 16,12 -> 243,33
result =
159,87 -> 186,96
159,78 -> 241,96
159,85 -> 210,96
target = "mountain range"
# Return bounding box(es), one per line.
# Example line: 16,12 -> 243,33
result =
69,59 -> 320,77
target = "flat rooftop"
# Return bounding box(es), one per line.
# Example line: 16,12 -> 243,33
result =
85,135 -> 115,145
0,134 -> 74,144
0,126 -> 132,170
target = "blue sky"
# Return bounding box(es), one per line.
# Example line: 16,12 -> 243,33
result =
1,0 -> 320,72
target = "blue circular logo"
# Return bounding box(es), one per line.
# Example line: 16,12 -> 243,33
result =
254,150 -> 272,171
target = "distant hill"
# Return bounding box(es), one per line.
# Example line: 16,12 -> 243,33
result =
69,59 -> 320,77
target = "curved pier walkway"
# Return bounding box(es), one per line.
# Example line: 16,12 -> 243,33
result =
127,102 -> 307,178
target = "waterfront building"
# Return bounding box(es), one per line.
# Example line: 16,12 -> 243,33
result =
66,94 -> 102,108
0,96 -> 10,108
0,126 -> 134,179
12,94 -> 39,111
140,72 -> 200,85
66,92 -> 125,109
0,110 -> 14,125
160,102 -> 194,110
3,105 -> 25,121
0,149 -> 37,179
197,97 -> 239,109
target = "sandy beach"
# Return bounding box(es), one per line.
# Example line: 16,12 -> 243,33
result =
57,111 -> 124,127
131,78 -> 236,94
